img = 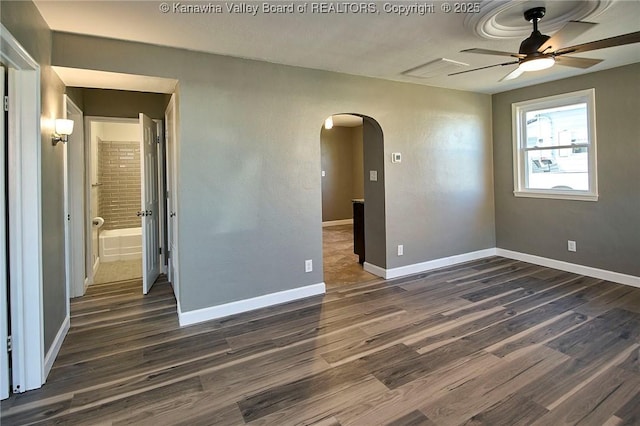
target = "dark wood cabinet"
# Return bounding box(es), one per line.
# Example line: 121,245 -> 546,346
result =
352,200 -> 365,264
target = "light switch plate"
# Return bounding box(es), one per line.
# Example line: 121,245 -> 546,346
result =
369,170 -> 378,181
392,153 -> 401,163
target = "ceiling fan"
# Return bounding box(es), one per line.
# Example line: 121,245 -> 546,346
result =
450,7 -> 640,81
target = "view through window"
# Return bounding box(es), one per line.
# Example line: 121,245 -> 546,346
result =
513,89 -> 597,201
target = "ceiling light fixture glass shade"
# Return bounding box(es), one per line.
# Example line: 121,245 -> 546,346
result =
519,56 -> 555,72
325,116 -> 333,129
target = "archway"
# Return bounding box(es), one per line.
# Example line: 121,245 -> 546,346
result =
320,114 -> 386,286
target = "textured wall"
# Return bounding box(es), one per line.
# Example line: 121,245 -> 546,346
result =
98,140 -> 142,230
52,32 -> 494,313
493,64 -> 640,276
321,126 -> 357,222
80,88 -> 170,119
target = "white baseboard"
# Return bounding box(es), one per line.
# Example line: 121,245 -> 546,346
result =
496,248 -> 640,288
322,219 -> 353,227
178,248 -> 638,327
178,282 -> 326,327
44,314 -> 70,379
365,248 -> 497,280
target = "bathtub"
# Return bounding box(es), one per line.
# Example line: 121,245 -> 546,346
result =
99,227 -> 142,262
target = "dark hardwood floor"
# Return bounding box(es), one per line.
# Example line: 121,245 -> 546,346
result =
2,257 -> 640,425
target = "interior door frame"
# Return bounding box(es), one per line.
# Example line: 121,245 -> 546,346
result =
1,64 -> 8,401
154,119 -> 166,275
1,24 -> 45,394
164,94 -> 179,301
63,96 -> 85,300
84,116 -> 138,286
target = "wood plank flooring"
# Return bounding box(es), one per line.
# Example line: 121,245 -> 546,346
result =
1,257 -> 640,425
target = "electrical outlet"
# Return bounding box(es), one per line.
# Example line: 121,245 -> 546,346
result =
369,170 -> 378,181
305,259 -> 313,273
568,240 -> 576,252
397,245 -> 404,256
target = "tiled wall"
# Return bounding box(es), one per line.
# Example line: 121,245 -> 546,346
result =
98,139 -> 142,230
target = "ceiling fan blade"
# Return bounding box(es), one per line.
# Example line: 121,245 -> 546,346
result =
554,56 -> 603,69
500,67 -> 524,82
538,21 -> 597,53
448,61 -> 519,76
461,48 -> 524,58
555,31 -> 640,55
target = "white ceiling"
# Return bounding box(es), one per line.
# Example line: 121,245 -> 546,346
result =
34,0 -> 640,94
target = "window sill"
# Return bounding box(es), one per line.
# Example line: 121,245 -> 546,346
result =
513,190 -> 598,202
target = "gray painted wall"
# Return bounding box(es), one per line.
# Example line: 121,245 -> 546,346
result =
493,64 -> 640,276
352,126 -> 364,200
321,126 -> 363,222
363,118 -> 388,269
51,31 -> 494,311
2,1 -> 68,353
79,88 -> 170,119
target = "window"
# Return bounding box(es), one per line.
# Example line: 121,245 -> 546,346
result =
512,89 -> 598,201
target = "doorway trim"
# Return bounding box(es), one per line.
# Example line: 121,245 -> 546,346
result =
84,116 -> 138,286
1,24 -> 45,393
64,95 -> 85,299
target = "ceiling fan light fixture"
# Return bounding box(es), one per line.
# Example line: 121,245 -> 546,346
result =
519,56 -> 555,72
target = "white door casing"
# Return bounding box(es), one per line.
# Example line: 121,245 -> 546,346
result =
165,95 -> 179,299
64,96 -> 85,299
140,113 -> 160,294
0,65 -> 9,400
2,24 -> 45,393
155,119 -> 166,275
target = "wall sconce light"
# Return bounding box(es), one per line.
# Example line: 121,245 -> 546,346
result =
324,116 -> 333,130
52,118 -> 74,146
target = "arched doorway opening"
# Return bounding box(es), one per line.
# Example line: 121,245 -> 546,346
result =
320,114 -> 386,286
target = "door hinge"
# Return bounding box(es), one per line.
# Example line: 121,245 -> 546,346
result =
156,135 -> 160,144
4,96 -> 8,112
167,250 -> 171,259
159,247 -> 162,255
7,335 -> 12,352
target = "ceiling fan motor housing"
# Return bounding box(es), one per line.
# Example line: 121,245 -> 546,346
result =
520,7 -> 551,54
519,31 -> 551,55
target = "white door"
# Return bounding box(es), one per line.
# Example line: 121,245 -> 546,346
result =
140,113 -> 160,294
1,65 -> 9,400
165,95 -> 179,298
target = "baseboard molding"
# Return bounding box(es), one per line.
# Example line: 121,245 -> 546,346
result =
365,248 -> 497,280
178,248 -> 638,327
322,219 -> 353,227
178,282 -> 326,326
363,262 -> 387,278
496,248 -> 640,288
44,314 -> 70,380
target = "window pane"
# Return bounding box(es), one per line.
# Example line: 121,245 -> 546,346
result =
525,103 -> 588,148
526,148 -> 589,190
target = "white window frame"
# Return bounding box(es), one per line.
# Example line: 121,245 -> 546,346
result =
512,88 -> 598,201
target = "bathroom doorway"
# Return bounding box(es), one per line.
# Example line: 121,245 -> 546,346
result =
86,118 -> 146,285
320,114 -> 386,286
